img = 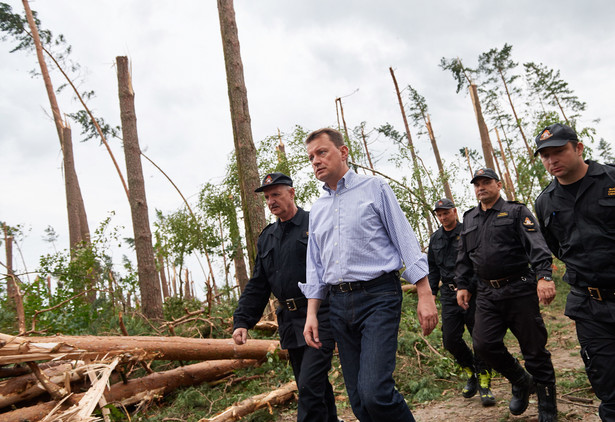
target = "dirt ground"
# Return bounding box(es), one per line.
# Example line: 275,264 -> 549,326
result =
276,310 -> 601,422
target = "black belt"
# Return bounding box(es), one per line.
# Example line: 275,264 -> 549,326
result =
282,296 -> 307,311
330,271 -> 398,293
571,285 -> 615,302
480,272 -> 529,289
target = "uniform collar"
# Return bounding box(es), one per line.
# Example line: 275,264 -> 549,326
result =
543,160 -> 600,194
478,196 -> 505,214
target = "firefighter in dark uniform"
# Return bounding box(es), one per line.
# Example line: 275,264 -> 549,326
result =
428,198 -> 495,406
232,172 -> 339,422
455,168 -> 558,421
534,123 -> 615,421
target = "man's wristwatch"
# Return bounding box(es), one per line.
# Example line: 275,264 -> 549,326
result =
542,276 -> 553,282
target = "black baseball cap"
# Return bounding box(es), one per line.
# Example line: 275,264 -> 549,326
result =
433,198 -> 455,211
470,168 -> 500,184
254,172 -> 293,192
534,123 -> 578,156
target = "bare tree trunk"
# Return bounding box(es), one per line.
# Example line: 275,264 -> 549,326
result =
158,253 -> 170,300
218,214 -> 230,289
389,67 -> 434,235
22,0 -> 90,252
3,227 -> 16,311
233,240 -> 249,293
335,97 -> 357,164
3,228 -> 25,332
468,84 -> 496,170
495,127 -> 516,200
491,148 -> 513,200
424,115 -> 454,200
360,125 -> 376,175
498,69 -> 533,158
464,147 -> 474,177
217,0 -> 266,276
116,56 -> 163,319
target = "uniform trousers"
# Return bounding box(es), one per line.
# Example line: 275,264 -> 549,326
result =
575,317 -> 615,421
440,294 -> 489,372
473,292 -> 555,384
288,339 -> 338,422
328,273 -> 414,422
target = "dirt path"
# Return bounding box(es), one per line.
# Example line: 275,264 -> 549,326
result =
277,309 -> 601,421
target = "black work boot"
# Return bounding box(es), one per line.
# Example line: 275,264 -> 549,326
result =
478,370 -> 496,407
536,383 -> 558,422
461,366 -> 478,398
509,363 -> 535,415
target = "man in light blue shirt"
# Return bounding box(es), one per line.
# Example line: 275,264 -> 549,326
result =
300,128 -> 438,422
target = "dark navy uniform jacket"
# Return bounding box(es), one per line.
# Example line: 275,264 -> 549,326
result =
455,197 -> 552,301
535,160 -> 615,320
233,207 -> 332,349
428,222 -> 476,303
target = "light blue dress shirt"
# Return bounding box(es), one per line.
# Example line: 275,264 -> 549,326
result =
300,169 -> 428,300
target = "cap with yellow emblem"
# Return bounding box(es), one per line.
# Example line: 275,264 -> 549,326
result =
534,123 -> 578,156
254,172 -> 293,192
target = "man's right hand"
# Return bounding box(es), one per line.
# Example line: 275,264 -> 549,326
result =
232,327 -> 248,345
303,314 -> 321,349
457,289 -> 472,310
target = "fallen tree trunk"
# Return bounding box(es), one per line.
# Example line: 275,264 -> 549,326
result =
200,381 -> 297,422
0,363 -> 86,409
0,333 -> 286,364
0,359 -> 257,422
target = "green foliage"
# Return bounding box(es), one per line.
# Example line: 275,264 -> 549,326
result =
256,125 -> 320,207
0,215 -> 138,335
440,57 -> 476,93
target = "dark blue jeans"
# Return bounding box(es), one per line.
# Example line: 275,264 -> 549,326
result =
329,274 -> 415,422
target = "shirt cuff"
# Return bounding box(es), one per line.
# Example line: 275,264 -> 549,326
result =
298,281 -> 327,300
401,253 -> 429,284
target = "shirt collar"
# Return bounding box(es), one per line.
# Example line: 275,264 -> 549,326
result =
322,168 -> 355,195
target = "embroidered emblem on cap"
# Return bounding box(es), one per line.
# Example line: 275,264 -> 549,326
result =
540,130 -> 553,141
437,201 -> 444,206
476,169 -> 485,175
523,217 -> 534,226
264,175 -> 273,185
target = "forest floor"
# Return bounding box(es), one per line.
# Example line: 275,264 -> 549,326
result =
275,304 -> 601,422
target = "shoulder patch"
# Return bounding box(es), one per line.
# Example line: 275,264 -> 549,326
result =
522,217 -> 535,226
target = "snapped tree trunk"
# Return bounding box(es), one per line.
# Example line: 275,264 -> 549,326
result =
7,334 -> 287,362
22,0 -> 91,253
389,67 -> 434,235
116,56 -> 163,319
217,0 -> 266,278
0,359 -> 257,422
424,116 -> 453,200
468,84 -> 496,170
201,381 -> 297,422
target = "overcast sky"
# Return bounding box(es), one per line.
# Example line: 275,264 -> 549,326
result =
1,0 -> 614,287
